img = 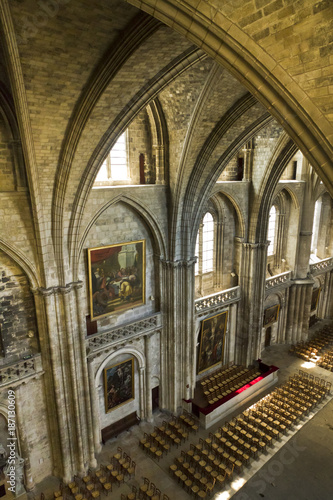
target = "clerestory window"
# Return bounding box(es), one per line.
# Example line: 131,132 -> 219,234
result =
94,131 -> 128,185
267,205 -> 277,256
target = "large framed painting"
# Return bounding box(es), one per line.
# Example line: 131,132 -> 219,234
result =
88,240 -> 145,320
263,304 -> 280,327
197,311 -> 228,374
311,287 -> 321,311
104,358 -> 134,413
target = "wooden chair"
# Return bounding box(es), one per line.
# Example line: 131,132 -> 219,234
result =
114,447 -> 122,461
139,478 -> 150,497
127,485 -> 137,500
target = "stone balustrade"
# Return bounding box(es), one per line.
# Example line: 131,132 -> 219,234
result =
310,257 -> 333,276
195,286 -> 240,315
87,313 -> 162,353
265,271 -> 292,290
0,354 -> 43,387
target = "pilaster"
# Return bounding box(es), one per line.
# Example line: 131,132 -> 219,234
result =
159,258 -> 196,412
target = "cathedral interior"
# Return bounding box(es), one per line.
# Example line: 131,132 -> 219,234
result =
0,1 -> 333,499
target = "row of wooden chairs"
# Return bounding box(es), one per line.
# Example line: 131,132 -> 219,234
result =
203,367 -> 261,405
134,477 -> 169,500
200,362 -> 240,389
179,410 -> 200,433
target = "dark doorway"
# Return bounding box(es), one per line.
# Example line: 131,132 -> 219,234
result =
152,386 -> 159,412
265,327 -> 272,347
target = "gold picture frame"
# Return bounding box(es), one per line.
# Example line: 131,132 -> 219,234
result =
88,240 -> 145,321
197,311 -> 228,374
311,287 -> 321,311
104,358 -> 134,413
263,304 -> 280,327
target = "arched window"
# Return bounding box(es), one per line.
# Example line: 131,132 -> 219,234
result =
267,205 -> 277,256
202,213 -> 214,273
311,198 -> 322,257
94,131 -> 128,185
195,212 -> 215,276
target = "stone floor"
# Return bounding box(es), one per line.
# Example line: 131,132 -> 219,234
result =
27,320 -> 333,500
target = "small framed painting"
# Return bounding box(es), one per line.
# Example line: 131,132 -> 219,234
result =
104,358 -> 134,413
263,304 -> 280,327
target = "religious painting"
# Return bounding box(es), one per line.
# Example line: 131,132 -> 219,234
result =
104,358 -> 134,413
88,240 -> 145,320
197,311 -> 228,374
263,304 -> 280,327
311,287 -> 321,311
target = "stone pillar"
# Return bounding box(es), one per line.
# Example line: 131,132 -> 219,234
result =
286,285 -> 296,344
15,384 -> 35,491
214,222 -> 223,290
242,140 -> 254,182
159,258 -> 196,412
228,302 -> 237,363
87,360 -> 102,454
237,241 -> 268,365
286,279 -> 314,344
275,212 -> 285,269
139,367 -> 145,420
154,145 -> 165,185
144,334 -> 153,421
74,284 -> 97,468
42,290 -> 72,482
325,271 -> 333,319
61,287 -> 85,475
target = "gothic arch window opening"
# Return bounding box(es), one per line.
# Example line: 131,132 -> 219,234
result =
267,205 -> 277,256
94,131 -> 129,185
311,198 -> 322,258
195,212 -> 215,276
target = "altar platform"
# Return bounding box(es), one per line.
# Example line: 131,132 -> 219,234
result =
184,362 -> 279,429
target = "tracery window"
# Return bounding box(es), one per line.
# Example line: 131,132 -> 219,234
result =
311,199 -> 322,257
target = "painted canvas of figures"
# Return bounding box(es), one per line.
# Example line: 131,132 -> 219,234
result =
263,304 -> 280,326
197,311 -> 228,374
311,287 -> 321,311
88,240 -> 145,320
104,358 -> 134,413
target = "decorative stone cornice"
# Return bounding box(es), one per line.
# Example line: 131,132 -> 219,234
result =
160,258 -> 197,269
32,281 -> 83,296
0,354 -> 43,388
195,286 -> 240,317
87,313 -> 162,357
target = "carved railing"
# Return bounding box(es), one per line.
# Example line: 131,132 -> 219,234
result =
195,286 -> 240,315
265,271 -> 292,290
310,257 -> 333,276
0,354 -> 43,387
87,313 -> 162,353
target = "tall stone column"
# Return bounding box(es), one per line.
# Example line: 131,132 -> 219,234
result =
42,289 -> 73,482
154,145 -> 165,185
74,284 -> 97,467
144,334 -> 153,421
15,384 -> 36,491
159,258 -> 196,413
214,222 -> 223,290
237,241 -> 268,365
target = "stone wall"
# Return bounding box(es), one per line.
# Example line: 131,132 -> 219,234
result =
0,114 -> 15,191
0,250 -> 38,364
80,201 -> 157,333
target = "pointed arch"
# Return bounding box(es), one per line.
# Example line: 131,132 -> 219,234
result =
75,194 -> 167,281
0,237 -> 39,288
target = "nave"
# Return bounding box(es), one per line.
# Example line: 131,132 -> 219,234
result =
29,321 -> 333,500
